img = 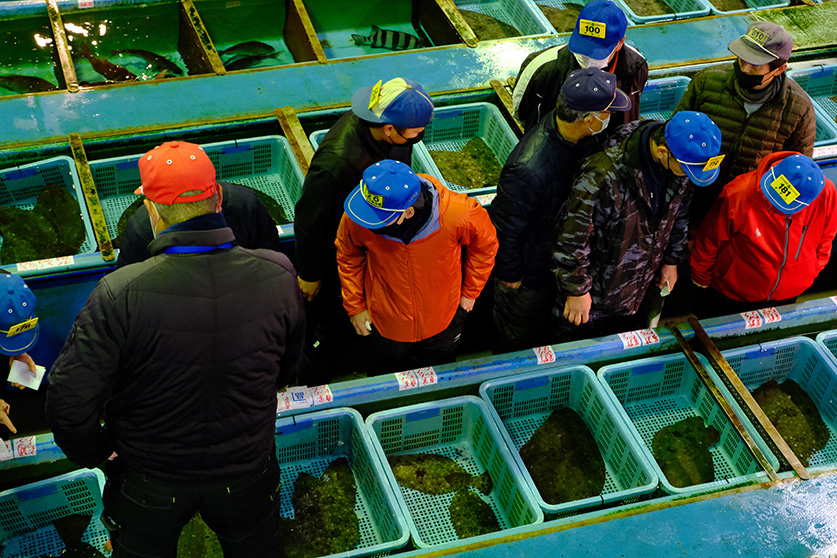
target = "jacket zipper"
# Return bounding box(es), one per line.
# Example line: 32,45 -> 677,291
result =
767,215 -> 790,302
795,225 -> 808,260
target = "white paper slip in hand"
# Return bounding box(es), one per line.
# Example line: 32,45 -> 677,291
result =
7,360 -> 46,390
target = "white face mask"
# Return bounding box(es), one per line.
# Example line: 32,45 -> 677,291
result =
574,52 -> 609,69
588,113 -> 611,135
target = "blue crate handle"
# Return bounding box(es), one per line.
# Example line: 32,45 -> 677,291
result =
515,376 -> 549,391
16,484 -> 58,501
276,419 -> 312,435
406,408 -> 439,422
744,346 -> 775,360
2,168 -> 38,180
116,160 -> 138,170
633,363 -> 662,375
221,144 -> 253,154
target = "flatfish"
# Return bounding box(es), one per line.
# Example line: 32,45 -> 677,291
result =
449,489 -> 500,539
428,137 -> 503,190
518,408 -> 605,504
652,417 -> 720,488
752,379 -> 830,467
537,3 -> 583,33
52,514 -> 107,557
114,196 -> 145,248
248,187 -> 289,225
388,452 -> 492,495
460,9 -> 521,40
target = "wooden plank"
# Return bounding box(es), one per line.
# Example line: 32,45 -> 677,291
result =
275,106 -> 314,175
490,79 -> 524,137
68,133 -> 115,262
285,0 -> 327,64
179,0 -> 226,76
45,0 -> 78,92
428,0 -> 478,47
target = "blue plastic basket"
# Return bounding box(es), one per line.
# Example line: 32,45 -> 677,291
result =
787,65 -> 837,147
0,156 -> 96,262
274,407 -> 409,558
0,469 -> 109,558
454,0 -> 555,37
639,76 -> 691,121
479,365 -> 658,517
724,336 -> 837,474
619,0 -> 708,24
365,396 -> 543,548
308,129 -> 438,178
598,352 -> 780,496
89,135 -> 304,240
529,0 -> 635,33
422,102 -> 519,198
698,0 -> 789,14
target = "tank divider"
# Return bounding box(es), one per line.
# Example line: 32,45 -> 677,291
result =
275,106 -> 314,175
45,0 -> 78,93
68,133 -> 115,262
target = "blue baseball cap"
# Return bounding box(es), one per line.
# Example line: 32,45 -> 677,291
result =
345,160 -> 421,229
760,154 -> 825,214
665,112 -> 723,187
0,274 -> 39,356
568,0 -> 629,60
562,68 -> 631,112
351,78 -> 434,129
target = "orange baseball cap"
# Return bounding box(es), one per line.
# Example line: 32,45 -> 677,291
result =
135,141 -> 218,205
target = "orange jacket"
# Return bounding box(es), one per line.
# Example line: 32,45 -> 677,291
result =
336,175 -> 498,343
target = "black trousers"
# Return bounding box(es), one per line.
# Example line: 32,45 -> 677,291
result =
102,453 -> 282,558
492,278 -> 555,355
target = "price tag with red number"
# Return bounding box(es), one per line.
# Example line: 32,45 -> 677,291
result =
277,392 -> 293,412
618,331 -> 642,349
413,367 -> 438,387
759,307 -> 782,324
13,436 -> 36,458
637,329 -> 660,346
396,371 -> 418,391
311,385 -> 334,405
533,345 -> 556,364
741,311 -> 763,329
0,440 -> 12,461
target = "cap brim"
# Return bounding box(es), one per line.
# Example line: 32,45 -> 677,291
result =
351,86 -> 385,123
344,185 -> 401,229
0,324 -> 39,356
568,33 -> 617,61
609,88 -> 632,112
682,162 -> 720,187
760,170 -> 802,214
728,38 -> 776,66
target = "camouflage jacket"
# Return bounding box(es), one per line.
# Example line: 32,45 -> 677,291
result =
551,120 -> 692,317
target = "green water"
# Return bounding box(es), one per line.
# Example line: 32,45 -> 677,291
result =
61,3 -> 186,83
0,15 -> 61,96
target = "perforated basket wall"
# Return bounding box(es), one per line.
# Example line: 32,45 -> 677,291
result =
454,0 -> 554,36
479,365 -> 658,516
620,0 -> 708,24
531,0 -> 636,30
309,129 -> 438,177
697,0 -> 789,14
723,336 -> 837,474
639,76 -> 691,121
89,136 -> 304,239
365,396 -> 543,548
274,407 -> 409,558
787,66 -> 837,147
0,156 -> 96,261
597,353 -> 779,496
816,329 -> 837,364
0,469 -> 109,558
422,102 -> 519,197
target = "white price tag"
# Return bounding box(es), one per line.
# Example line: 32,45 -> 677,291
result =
475,193 -> 496,206
758,307 -> 782,324
286,386 -> 312,409
16,256 -> 74,272
276,225 -> 283,236
832,295 -> 837,307
413,367 -> 437,387
13,436 -> 36,458
395,371 -> 418,391
0,440 -> 12,461
741,310 -> 763,329
637,329 -> 661,346
311,385 -> 333,405
533,345 -> 556,364
78,0 -> 94,7
277,392 -> 293,412
814,144 -> 837,160
7,362 -> 45,390
618,331 -> 643,350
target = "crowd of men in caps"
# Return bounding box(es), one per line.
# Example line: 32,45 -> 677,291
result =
0,1 -> 834,555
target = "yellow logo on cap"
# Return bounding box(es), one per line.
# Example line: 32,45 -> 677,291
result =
361,181 -> 385,209
368,80 -> 383,110
770,174 -> 800,204
579,19 -> 606,39
702,154 -> 725,172
745,27 -> 769,46
7,317 -> 37,337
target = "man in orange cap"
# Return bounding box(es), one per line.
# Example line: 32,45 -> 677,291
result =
47,141 -> 305,557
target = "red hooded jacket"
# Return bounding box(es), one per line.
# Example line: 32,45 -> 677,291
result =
691,151 -> 837,303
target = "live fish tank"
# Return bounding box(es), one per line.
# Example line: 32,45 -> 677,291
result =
0,2 -> 64,97
193,0 -> 313,71
56,0 -> 211,85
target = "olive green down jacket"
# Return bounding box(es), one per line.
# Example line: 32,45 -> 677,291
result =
674,64 -> 816,223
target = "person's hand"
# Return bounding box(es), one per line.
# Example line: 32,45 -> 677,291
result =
459,296 -> 475,312
0,399 -> 16,434
563,294 -> 592,326
297,278 -> 321,302
350,310 -> 372,337
500,280 -> 522,290
656,264 -> 678,292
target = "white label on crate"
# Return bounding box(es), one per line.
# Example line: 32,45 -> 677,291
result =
814,144 -> 837,160
741,310 -> 763,329
277,391 -> 292,412
414,367 -> 437,387
16,256 -> 74,272
533,345 -> 556,364
637,329 -> 661,346
475,194 -> 496,206
276,225 -> 283,236
0,440 -> 12,461
13,436 -> 36,458
758,307 -> 782,324
285,386 -> 312,409
78,0 -> 94,7
395,370 -> 418,391
618,331 -> 643,350
831,296 -> 837,307
311,385 -> 333,405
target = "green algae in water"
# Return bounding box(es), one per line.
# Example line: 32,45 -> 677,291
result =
388,452 -> 492,495
519,408 -> 605,505
460,9 -> 522,40
429,138 -> 503,191
537,4 -> 583,33
279,457 -> 360,558
625,0 -> 675,16
706,0 -> 750,10
449,489 -> 500,539
652,417 -> 720,488
752,379 -> 830,467
0,184 -> 86,265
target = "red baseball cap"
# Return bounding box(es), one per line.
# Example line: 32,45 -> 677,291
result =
135,141 -> 218,205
